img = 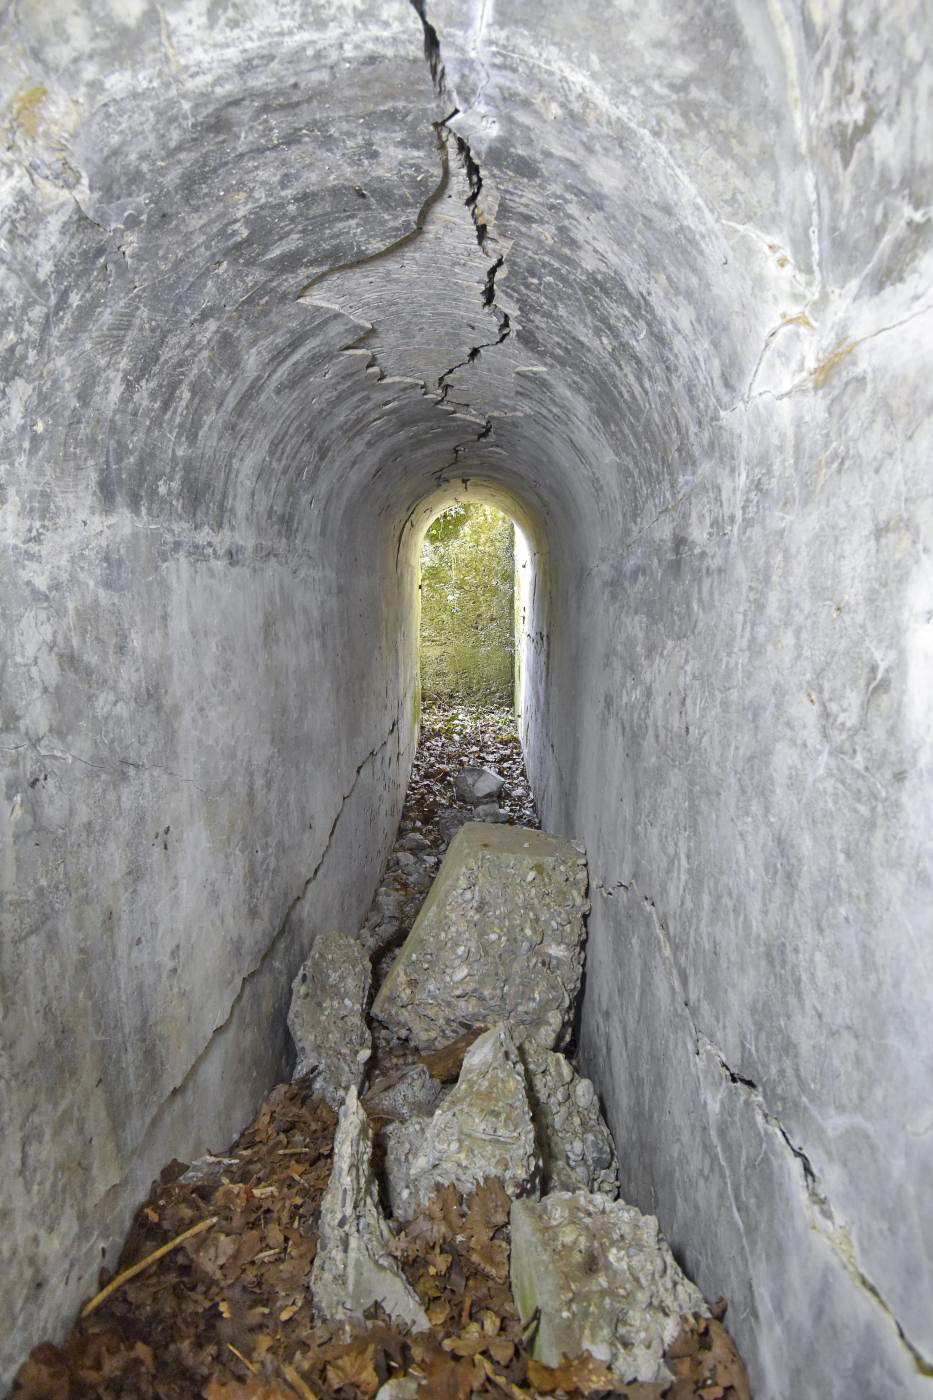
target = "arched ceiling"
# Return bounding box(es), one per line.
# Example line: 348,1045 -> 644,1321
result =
0,0 -> 810,568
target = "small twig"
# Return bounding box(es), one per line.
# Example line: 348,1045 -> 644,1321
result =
80,1216 -> 218,1317
282,1361 -> 321,1399
227,1343 -> 256,1374
476,1354 -> 527,1400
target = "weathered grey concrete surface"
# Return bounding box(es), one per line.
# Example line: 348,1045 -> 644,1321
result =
288,929 -> 372,1106
510,1190 -> 707,1382
383,1022 -> 539,1218
0,2 -> 433,1382
371,823 -> 589,1050
1,0 -> 931,1393
310,1087 -> 428,1331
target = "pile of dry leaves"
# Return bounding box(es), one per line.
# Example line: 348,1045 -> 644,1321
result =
11,1074 -> 749,1400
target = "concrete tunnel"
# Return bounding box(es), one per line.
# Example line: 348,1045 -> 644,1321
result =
1,0 -> 931,1394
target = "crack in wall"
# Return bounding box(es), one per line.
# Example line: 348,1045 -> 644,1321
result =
15,738 -> 225,800
296,122 -> 452,300
287,2 -> 513,503
108,713 -> 401,1195
594,871 -> 933,1376
724,301 -> 933,415
435,250 -> 511,406
411,0 -> 446,92
410,0 -> 513,467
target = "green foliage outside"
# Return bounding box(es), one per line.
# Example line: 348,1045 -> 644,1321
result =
420,503 -> 515,705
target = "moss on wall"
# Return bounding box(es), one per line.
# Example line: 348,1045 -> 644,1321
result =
420,503 -> 515,705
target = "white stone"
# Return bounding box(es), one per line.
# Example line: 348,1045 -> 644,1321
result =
374,1379 -> 420,1400
454,766 -> 505,805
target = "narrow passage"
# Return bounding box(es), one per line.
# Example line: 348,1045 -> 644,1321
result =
10,710 -> 750,1400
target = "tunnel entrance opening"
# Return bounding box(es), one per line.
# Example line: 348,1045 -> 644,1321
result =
418,501 -> 518,712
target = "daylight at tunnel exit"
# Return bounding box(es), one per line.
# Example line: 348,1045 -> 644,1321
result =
1,2 -> 931,1398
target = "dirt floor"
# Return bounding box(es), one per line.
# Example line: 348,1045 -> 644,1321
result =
10,707 -> 750,1400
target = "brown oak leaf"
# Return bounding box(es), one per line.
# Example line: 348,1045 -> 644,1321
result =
325,1340 -> 380,1398
526,1351 -> 617,1395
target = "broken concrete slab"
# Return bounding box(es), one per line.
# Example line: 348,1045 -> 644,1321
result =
310,1087 -> 428,1332
510,1191 -> 707,1383
454,766 -> 505,805
521,1047 -> 619,1197
287,929 -> 371,1108
371,824 -> 589,1052
383,1024 -> 539,1220
362,1063 -> 443,1122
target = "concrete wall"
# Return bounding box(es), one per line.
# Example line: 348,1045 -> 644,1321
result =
0,4 -> 435,1380
1,0 -> 931,1395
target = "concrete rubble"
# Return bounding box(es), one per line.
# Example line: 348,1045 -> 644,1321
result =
370,823 -> 590,1052
521,1046 -> 619,1197
309,1087 -> 429,1332
510,1191 -> 708,1383
301,802 -> 712,1384
287,929 -> 372,1107
362,1063 -> 443,1121
382,1023 -> 540,1219
358,847 -> 440,956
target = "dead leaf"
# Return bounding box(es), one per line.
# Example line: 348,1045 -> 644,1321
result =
10,1344 -> 72,1400
526,1350 -> 617,1395
463,1178 -> 510,1281
442,1324 -> 489,1357
325,1341 -> 380,1398
487,1337 -> 515,1367
702,1319 -> 750,1399
203,1379 -> 295,1399
419,1029 -> 486,1082
415,1349 -> 474,1400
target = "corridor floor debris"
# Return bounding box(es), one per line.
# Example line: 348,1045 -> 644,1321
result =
10,709 -> 750,1400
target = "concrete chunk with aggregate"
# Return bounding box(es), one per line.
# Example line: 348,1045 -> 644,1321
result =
510,1190 -> 708,1383
371,823 -> 589,1052
287,928 -> 372,1107
383,1023 -> 540,1219
309,1087 -> 428,1331
521,1045 -> 619,1197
